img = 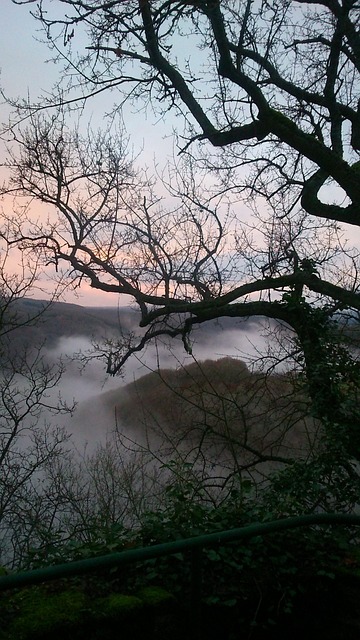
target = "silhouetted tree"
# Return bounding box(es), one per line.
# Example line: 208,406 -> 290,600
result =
3,1 -> 360,468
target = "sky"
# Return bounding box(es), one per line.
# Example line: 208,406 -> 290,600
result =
0,4 -> 101,304
0,1 -> 234,308
1,4 -> 45,97
1,2 -> 359,309
0,2 -> 173,307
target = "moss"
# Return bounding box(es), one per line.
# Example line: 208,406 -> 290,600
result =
2,582 -> 175,639
137,586 -> 175,607
9,587 -> 86,639
94,593 -> 143,619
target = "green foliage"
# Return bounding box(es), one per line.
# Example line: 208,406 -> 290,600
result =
130,487 -> 358,633
26,523 -> 138,569
1,583 -> 176,640
1,466 -> 358,638
281,294 -> 360,462
7,587 -> 87,639
266,454 -> 360,514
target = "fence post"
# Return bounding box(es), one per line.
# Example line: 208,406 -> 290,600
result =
191,546 -> 203,640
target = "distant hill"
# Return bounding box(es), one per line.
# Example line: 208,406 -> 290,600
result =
0,297 -> 258,357
2,297 -> 357,387
0,298 -> 139,354
84,355 -> 317,480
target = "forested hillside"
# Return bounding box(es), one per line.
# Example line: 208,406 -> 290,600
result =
0,298 -> 133,352
99,356 -> 318,484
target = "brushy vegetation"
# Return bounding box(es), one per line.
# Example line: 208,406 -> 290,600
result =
1,478 -> 360,639
0,348 -> 359,637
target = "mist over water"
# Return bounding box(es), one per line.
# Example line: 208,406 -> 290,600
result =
41,318 -> 293,449
1,313 -> 309,568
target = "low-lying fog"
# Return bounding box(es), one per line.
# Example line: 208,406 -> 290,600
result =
43,318 -> 292,450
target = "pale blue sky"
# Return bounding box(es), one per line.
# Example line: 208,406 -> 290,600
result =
0,2 -> 174,306
1,2 -> 359,308
0,2 -> 168,156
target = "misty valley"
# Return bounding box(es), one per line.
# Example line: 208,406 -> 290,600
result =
0,299 -> 317,564
1,299 -> 360,639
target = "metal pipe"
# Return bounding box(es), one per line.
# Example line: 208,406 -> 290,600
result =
0,513 -> 359,591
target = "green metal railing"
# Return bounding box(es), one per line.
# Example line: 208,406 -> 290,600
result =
1,513 -> 360,637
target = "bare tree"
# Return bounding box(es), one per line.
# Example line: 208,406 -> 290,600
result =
3,1 -> 358,330
8,1 -> 359,221
0,244 -> 76,567
2,114 -> 358,429
0,352 -> 72,568
1,1 -> 359,472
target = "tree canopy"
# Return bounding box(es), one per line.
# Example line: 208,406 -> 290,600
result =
11,0 -> 359,219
